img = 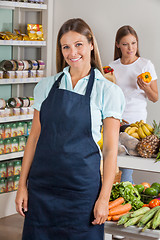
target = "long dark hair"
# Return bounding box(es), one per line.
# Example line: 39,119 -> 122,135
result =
56,18 -> 103,74
114,25 -> 140,60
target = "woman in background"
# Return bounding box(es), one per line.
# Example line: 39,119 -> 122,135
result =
110,25 -> 158,183
15,18 -> 125,240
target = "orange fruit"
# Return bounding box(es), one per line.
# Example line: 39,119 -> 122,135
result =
141,182 -> 151,190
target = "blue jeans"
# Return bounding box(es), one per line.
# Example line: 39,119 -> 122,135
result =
119,168 -> 134,184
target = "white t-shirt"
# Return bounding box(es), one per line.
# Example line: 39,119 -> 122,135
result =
109,57 -> 157,123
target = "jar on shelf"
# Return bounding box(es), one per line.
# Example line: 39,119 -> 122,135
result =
14,160 -> 22,176
0,139 -> 4,155
7,97 -> 22,108
0,60 -> 13,71
19,97 -> 30,107
0,178 -> 7,194
0,162 -> 7,178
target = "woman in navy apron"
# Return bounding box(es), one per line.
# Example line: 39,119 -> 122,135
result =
15,18 -> 125,240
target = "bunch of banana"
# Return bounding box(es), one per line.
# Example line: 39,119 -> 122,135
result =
124,120 -> 154,139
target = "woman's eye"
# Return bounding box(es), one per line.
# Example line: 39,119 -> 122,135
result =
132,42 -> 136,45
122,43 -> 127,46
63,46 -> 69,49
76,43 -> 82,47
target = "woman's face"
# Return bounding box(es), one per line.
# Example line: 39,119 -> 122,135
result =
60,31 -> 93,70
116,34 -> 138,59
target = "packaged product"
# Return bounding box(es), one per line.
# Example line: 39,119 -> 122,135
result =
36,70 -> 44,78
15,71 -> 23,79
31,60 -> 38,70
18,136 -> 26,151
0,99 -> 6,109
14,175 -> 20,191
20,107 -> 28,115
11,123 -> 18,137
12,108 -> 20,116
11,138 -> 19,153
7,161 -> 14,177
0,124 -> 4,139
0,71 -> 3,79
27,24 -> 44,41
27,121 -> 32,135
0,178 -> 6,193
0,109 -> 5,118
27,106 -> 34,115
0,162 -> 7,178
17,122 -> 25,136
16,60 -> 24,71
5,108 -> 12,117
0,139 -> 4,155
7,97 -> 22,108
10,60 -> 18,71
22,60 -> 31,70
4,138 -> 12,154
14,29 -> 30,41
28,97 -> 34,106
19,97 -> 30,107
14,160 -> 22,176
7,176 -> 14,192
37,60 -> 45,70
5,31 -> 18,40
3,71 -> 15,79
22,70 -> 28,78
28,70 -> 36,78
0,60 -> 13,71
0,32 -> 10,40
4,123 -> 12,138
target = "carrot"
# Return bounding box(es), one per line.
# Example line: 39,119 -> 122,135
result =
111,211 -> 129,221
109,203 -> 132,216
109,197 -> 124,210
107,216 -> 112,221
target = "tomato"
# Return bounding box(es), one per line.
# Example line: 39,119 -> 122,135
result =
142,204 -> 150,208
151,183 -> 160,193
141,182 -> 150,190
134,184 -> 145,193
144,187 -> 159,196
149,199 -> 160,208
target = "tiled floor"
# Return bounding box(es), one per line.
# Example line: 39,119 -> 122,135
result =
0,214 -> 24,240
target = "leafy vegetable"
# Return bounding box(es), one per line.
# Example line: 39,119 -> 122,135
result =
110,181 -> 144,211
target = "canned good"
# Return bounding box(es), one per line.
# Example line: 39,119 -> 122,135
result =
0,99 -> 6,109
5,108 -> 12,117
28,70 -> 36,78
22,70 -> 28,78
0,71 -> 3,79
27,106 -> 34,115
20,107 -> 28,115
0,162 -> 7,178
7,161 -> 14,177
31,60 -> 38,70
3,71 -> 15,79
36,70 -> 44,78
15,71 -> 23,79
37,60 -> 45,70
12,108 -> 20,116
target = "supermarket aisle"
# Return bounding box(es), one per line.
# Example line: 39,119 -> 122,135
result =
0,214 -> 24,240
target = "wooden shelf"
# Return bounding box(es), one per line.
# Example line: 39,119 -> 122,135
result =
0,77 -> 42,85
0,40 -> 46,46
0,151 -> 24,162
0,1 -> 47,10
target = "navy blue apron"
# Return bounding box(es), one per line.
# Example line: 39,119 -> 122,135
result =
22,67 -> 104,240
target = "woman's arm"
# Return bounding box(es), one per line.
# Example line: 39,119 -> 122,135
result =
15,109 -> 41,216
92,117 -> 120,225
137,78 -> 159,102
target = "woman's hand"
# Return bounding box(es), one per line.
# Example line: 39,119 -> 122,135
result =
137,77 -> 150,91
137,77 -> 158,102
92,197 -> 109,225
15,185 -> 28,217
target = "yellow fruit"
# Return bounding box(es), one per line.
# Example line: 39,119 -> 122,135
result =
130,132 -> 140,139
130,123 -> 139,128
124,126 -> 131,133
138,126 -> 147,139
144,123 -> 154,133
141,124 -> 152,136
127,127 -> 139,135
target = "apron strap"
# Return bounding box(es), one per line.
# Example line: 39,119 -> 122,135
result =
85,67 -> 95,99
53,72 -> 64,89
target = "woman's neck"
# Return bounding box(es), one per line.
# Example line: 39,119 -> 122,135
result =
121,56 -> 138,65
70,65 -> 91,88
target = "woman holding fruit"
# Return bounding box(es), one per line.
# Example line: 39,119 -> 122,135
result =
15,18 -> 125,240
109,25 -> 158,184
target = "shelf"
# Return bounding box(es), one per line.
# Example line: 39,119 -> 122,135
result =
0,77 -> 42,85
117,155 -> 160,173
0,1 -> 47,10
0,114 -> 33,123
0,40 -> 46,46
0,151 -> 24,161
104,221 -> 160,240
0,191 -> 17,218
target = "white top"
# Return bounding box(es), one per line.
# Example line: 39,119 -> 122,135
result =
109,57 -> 157,123
32,67 -> 125,146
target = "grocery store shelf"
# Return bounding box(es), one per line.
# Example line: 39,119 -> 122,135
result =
0,77 -> 42,85
0,1 -> 47,10
117,155 -> 160,173
0,151 -> 24,162
0,40 -> 46,46
0,191 -> 17,218
0,114 -> 33,123
104,221 -> 160,240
